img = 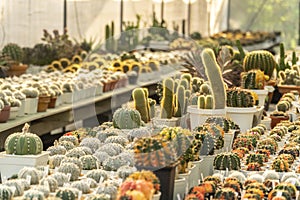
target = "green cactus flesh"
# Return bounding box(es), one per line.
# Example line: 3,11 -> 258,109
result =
132,88 -> 150,123
160,78 -> 174,119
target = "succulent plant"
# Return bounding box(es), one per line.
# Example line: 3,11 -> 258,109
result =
50,172 -> 70,187
268,189 -> 292,200
40,176 -> 58,193
79,155 -> 99,170
18,167 -> 42,185
117,165 -> 137,180
65,147 -> 88,158
5,123 -> 43,155
58,135 -> 79,146
271,158 -> 290,172
47,140 -> 67,156
97,143 -> 124,157
102,155 -> 130,171
57,162 -> 81,181
96,128 -> 120,142
79,137 -> 101,153
20,88 -> 39,98
85,194 -> 111,200
71,180 -> 91,194
241,69 -> 268,89
95,183 -> 118,199
160,78 -> 174,119
61,157 -> 83,171
93,151 -> 110,165
104,135 -> 129,147
112,107 -> 142,129
85,169 -> 108,182
214,188 -> 236,200
132,88 -> 150,123
205,116 -> 240,132
262,170 -> 279,181
0,185 -> 13,200
213,152 -> 241,171
226,88 -> 255,107
55,188 -> 76,200
127,127 -> 152,141
2,43 -> 24,65
246,153 -> 264,166
57,140 -> 75,151
22,189 -> 45,200
4,179 -> 24,197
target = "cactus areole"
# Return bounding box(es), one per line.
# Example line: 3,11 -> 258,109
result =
4,123 -> 43,155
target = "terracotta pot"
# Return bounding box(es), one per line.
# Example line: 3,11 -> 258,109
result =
0,105 -> 11,123
48,96 -> 57,108
270,115 -> 289,129
37,96 -> 51,112
6,64 -> 28,77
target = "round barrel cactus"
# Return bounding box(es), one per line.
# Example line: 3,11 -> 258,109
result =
213,152 -> 241,171
55,188 -> 76,200
0,185 -> 13,200
46,140 -> 67,156
95,183 -> 118,199
50,172 -> 70,187
4,179 -> 24,197
85,169 -> 108,182
85,194 -> 111,200
18,167 -> 42,185
40,176 -> 58,193
112,107 -> 142,129
22,189 -> 45,200
71,180 -> 91,194
5,123 -> 43,155
48,154 -> 66,169
79,155 -> 99,170
57,162 -> 81,181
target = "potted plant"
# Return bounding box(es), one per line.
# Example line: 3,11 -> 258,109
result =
0,92 -> 11,123
13,90 -> 26,117
187,48 -> 227,130
37,87 -> 51,112
1,43 -> 28,76
21,87 -> 39,114
7,96 -> 22,120
269,111 -> 289,129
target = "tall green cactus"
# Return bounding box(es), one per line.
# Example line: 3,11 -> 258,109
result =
292,51 -> 298,65
160,78 -> 174,119
197,95 -> 213,109
174,85 -> 186,117
278,42 -> 288,72
201,48 -> 226,109
132,88 -> 150,123
235,40 -> 246,62
105,21 -> 117,52
243,50 -> 277,78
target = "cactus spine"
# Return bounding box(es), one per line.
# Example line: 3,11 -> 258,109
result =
160,78 -> 174,119
132,88 -> 150,123
201,48 -> 226,109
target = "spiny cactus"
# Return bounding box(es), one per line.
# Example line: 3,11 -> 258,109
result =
0,185 -> 13,200
271,158 -> 290,172
97,143 -> 124,156
5,123 -> 43,155
18,167 -> 42,185
47,140 -> 67,156
85,194 -> 111,200
79,137 -> 101,153
71,180 -> 91,194
2,43 -> 24,64
85,169 -> 108,182
174,85 -> 186,117
201,48 -> 226,109
57,162 -> 81,181
23,189 -> 46,200
214,188 -> 237,200
79,155 -> 99,170
58,135 -> 79,146
55,188 -> 76,200
40,176 -> 58,193
241,69 -> 268,89
102,155 -> 130,171
197,94 -> 214,109
213,152 -> 241,171
226,88 -> 255,107
132,88 -> 150,123
243,50 -> 277,78
160,78 -> 174,119
4,179 -> 24,197
113,107 -> 142,129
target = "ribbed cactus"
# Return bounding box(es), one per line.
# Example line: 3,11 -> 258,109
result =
214,188 -> 237,200
213,152 -> 241,170
278,42 -> 289,72
112,107 -> 142,129
85,169 -> 108,182
5,123 -> 43,155
105,21 -> 117,52
198,94 -> 214,109
0,185 -> 13,200
201,48 -> 226,109
241,69 -> 267,89
40,176 -> 59,193
71,180 -> 91,194
22,189 -> 45,200
243,50 -> 277,78
226,88 -> 255,107
18,167 -> 42,185
57,162 -> 81,181
160,78 -> 174,119
55,188 -> 76,200
79,155 -> 99,170
50,172 -> 70,187
174,85 -> 186,117
2,43 -> 24,64
132,88 -> 150,123
180,73 -> 192,88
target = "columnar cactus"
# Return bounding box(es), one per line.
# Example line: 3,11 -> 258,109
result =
201,48 -> 226,109
112,107 -> 142,129
197,94 -> 214,109
226,88 -> 255,107
174,85 -> 186,117
57,162 -> 81,181
132,88 -> 150,123
213,152 -> 241,171
160,78 -> 174,119
18,167 -> 42,185
5,123 -> 43,155
243,50 -> 277,78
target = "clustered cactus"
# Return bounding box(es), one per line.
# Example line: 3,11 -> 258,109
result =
241,69 -> 268,89
226,88 -> 255,107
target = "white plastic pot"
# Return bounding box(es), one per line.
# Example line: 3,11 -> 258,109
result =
187,105 -> 226,130
24,97 -> 38,114
251,88 -> 268,107
226,106 -> 257,132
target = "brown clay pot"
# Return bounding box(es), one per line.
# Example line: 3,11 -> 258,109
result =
270,115 -> 289,129
48,96 -> 57,108
0,105 -> 11,123
38,96 -> 51,112
6,64 -> 28,77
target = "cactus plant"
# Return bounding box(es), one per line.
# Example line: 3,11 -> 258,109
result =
5,123 -> 43,155
71,180 -> 91,194
65,147 -> 87,158
2,43 -> 24,65
58,135 -> 79,146
213,152 -> 241,171
271,158 -> 290,172
50,172 -> 70,187
79,137 -> 101,153
57,140 -> 75,151
102,154 -> 130,171
105,135 -> 129,147
160,78 -> 174,119
55,188 -> 76,200
85,169 -> 108,182
22,189 -> 45,200
79,155 -> 99,170
117,165 -> 137,180
4,179 -> 24,197
40,176 -> 58,193
18,167 -> 42,185
61,157 -> 83,171
21,87 -> 39,98
0,185 -> 13,200
226,88 -> 255,107
246,153 -> 264,166
243,50 -> 277,78
132,88 -> 150,123
201,48 -> 227,109
47,140 -> 67,156
95,183 -> 118,199
112,107 -> 142,129
241,69 -> 268,89
268,189 -> 292,200
57,162 -> 81,181
214,188 -> 236,200
97,143 -> 124,156
85,194 -> 111,200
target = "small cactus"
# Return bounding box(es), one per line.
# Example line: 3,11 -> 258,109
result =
57,162 -> 81,181
40,176 -> 58,193
71,180 -> 91,194
226,88 -> 255,107
112,107 -> 142,129
50,172 -> 70,187
2,43 -> 24,64
85,169 -> 108,182
47,140 -> 67,156
160,78 -> 174,119
55,188 -> 76,200
102,155 -> 130,171
80,155 -> 99,170
132,88 -> 150,123
4,179 -> 24,197
0,185 -> 13,200
18,167 -> 42,185
79,137 -> 101,153
97,143 -> 124,156
22,189 -> 45,200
